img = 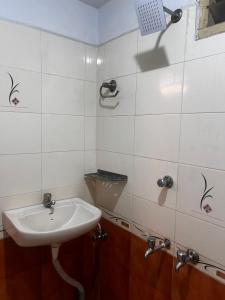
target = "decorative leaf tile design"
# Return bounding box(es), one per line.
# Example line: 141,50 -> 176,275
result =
200,174 -> 214,214
8,73 -> 20,106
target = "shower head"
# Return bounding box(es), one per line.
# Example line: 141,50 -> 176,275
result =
134,0 -> 183,36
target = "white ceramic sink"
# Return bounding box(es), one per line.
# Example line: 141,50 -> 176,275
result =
3,198 -> 102,247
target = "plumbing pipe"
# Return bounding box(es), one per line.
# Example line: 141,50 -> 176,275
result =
51,244 -> 85,300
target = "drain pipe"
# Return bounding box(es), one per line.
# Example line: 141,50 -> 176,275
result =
51,244 -> 85,300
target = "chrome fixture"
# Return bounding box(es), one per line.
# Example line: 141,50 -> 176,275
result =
93,223 -> 108,241
134,0 -> 183,36
157,176 -> 173,189
163,6 -> 183,24
176,249 -> 199,272
43,193 -> 55,209
100,80 -> 119,99
145,236 -> 171,259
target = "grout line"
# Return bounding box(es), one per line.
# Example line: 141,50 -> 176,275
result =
96,112 -> 225,117
96,149 -> 225,173
0,63 -> 97,84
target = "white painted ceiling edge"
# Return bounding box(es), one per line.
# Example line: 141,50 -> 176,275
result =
0,0 -> 196,45
98,0 -> 196,45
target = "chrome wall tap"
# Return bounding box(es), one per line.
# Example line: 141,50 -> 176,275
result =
145,236 -> 171,259
176,249 -> 199,272
43,193 -> 55,209
145,236 -> 156,259
157,176 -> 173,188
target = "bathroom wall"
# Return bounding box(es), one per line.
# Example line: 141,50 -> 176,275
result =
0,20 -> 97,233
98,0 -> 196,44
96,6 -> 225,284
0,0 -> 98,45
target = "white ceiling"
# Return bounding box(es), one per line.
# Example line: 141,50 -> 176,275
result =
80,0 -> 110,8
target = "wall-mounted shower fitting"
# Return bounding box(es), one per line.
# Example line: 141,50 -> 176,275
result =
145,236 -> 171,259
134,0 -> 183,36
157,176 -> 173,189
93,223 -> 108,241
176,249 -> 199,272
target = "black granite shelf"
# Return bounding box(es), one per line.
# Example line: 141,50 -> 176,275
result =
85,169 -> 128,182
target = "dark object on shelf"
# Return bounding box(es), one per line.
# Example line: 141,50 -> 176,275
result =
100,80 -> 119,99
85,169 -> 128,182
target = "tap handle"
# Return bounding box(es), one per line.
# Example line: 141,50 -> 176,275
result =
187,249 -> 199,264
177,249 -> 188,263
147,236 -> 156,249
160,238 -> 171,250
157,176 -> 173,188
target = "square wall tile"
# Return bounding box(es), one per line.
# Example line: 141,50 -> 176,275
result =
0,154 -> 41,197
0,66 -> 41,113
97,116 -> 134,154
42,184 -> 84,202
175,212 -> 225,266
136,63 -> 183,115
42,115 -> 84,152
85,81 -> 97,116
134,156 -> 177,209
183,53 -> 225,113
96,117 -> 105,150
137,11 -> 187,70
85,151 -> 96,173
133,196 -> 175,240
101,74 -> 136,116
42,151 -> 84,190
135,115 -> 180,162
104,31 -> 138,79
85,117 -> 96,150
180,114 -> 225,170
177,164 -> 225,228
42,74 -> 84,115
112,192 -> 133,221
42,32 -> 85,79
85,45 -> 97,82
0,20 -> 41,72
96,151 -> 133,194
0,112 -> 41,154
185,7 -> 225,61
97,45 -> 106,82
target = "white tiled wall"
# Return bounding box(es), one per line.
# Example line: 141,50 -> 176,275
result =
2,4 -> 225,280
96,6 -> 225,273
0,20 -> 97,224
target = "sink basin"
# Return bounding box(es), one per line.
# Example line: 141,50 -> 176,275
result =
3,198 -> 102,247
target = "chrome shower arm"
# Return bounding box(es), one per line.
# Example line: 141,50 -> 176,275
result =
163,6 -> 183,24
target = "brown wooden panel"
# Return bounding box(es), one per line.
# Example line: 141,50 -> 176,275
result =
172,262 -> 225,300
0,219 -> 225,300
129,273 -> 169,300
130,234 -> 173,298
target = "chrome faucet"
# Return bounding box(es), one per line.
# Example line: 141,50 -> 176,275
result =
157,176 -> 173,188
145,236 -> 171,259
176,249 -> 199,272
43,193 -> 55,211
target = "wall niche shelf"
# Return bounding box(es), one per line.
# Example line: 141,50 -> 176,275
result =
85,169 -> 128,182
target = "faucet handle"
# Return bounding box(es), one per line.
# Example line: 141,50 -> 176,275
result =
176,249 -> 199,272
157,176 -> 173,188
187,249 -> 199,264
43,193 -> 55,208
147,236 -> 156,249
177,249 -> 188,263
159,238 -> 171,250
